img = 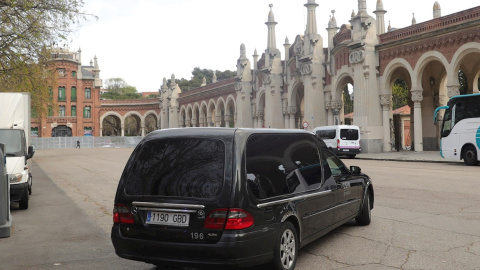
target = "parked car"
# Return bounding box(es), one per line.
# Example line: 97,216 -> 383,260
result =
312,125 -> 361,159
111,128 -> 374,270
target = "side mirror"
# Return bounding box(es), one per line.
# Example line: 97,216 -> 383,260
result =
27,145 -> 35,160
350,166 -> 361,175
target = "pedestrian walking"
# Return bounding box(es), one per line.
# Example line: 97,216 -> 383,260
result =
76,140 -> 80,149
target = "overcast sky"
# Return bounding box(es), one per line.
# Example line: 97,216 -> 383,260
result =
68,0 -> 477,93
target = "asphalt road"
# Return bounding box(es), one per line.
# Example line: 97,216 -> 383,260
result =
0,148 -> 479,270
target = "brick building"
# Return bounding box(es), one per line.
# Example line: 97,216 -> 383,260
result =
32,48 -> 103,137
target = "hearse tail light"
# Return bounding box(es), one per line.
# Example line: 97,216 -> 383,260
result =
337,139 -> 340,150
113,203 -> 134,224
204,208 -> 254,230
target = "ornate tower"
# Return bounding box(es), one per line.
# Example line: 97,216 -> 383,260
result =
235,44 -> 253,128
373,0 -> 387,35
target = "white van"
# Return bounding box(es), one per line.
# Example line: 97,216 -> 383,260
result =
313,125 -> 361,158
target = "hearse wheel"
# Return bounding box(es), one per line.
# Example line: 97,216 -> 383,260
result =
463,145 -> 478,166
356,190 -> 371,226
272,221 -> 298,270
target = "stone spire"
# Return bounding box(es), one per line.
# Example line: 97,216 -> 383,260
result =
327,10 -> 339,51
358,0 -> 368,17
76,48 -> 82,79
283,36 -> 290,62
351,10 -> 356,19
201,77 -> 206,87
253,49 -> 259,72
212,71 -> 217,83
373,0 -> 387,34
304,0 -> 319,35
412,13 -> 417,25
328,10 -> 338,29
266,4 -> 277,50
93,55 -> 102,88
433,1 -> 441,18
388,21 -> 392,32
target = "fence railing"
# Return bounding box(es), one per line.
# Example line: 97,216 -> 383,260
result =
31,136 -> 143,150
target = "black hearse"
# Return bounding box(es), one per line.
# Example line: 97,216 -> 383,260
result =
111,128 -> 373,270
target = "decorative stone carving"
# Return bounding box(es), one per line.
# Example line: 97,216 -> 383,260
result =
234,81 -> 242,91
332,100 -> 343,110
263,73 -> 271,85
380,94 -> 391,107
294,41 -> 304,56
411,90 -> 424,103
325,101 -> 332,110
363,65 -> 370,79
256,110 -> 264,118
447,85 -> 460,98
288,106 -> 297,115
300,63 -> 312,75
349,50 -> 364,64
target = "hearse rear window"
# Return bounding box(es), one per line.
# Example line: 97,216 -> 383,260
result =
124,138 -> 225,199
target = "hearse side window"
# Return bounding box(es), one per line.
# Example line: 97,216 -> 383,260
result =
322,148 -> 348,176
315,129 -> 336,139
246,134 -> 322,199
340,129 -> 359,140
124,138 -> 225,199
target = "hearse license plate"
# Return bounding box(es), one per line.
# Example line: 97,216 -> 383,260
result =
146,211 -> 190,227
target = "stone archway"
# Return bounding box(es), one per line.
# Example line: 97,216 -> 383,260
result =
124,114 -> 141,136
289,82 -> 304,129
102,114 -> 121,136
144,114 -> 158,134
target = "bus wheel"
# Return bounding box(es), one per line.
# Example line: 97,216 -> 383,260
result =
463,145 -> 479,166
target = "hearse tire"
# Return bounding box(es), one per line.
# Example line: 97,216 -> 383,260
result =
272,221 -> 298,270
356,190 -> 371,226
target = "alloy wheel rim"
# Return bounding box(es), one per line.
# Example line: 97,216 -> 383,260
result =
280,228 -> 295,269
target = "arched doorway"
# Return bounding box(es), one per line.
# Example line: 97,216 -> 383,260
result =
51,125 -> 72,137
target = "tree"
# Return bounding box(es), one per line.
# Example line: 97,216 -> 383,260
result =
392,79 -> 409,110
102,78 -> 141,99
173,67 -> 236,92
0,0 -> 92,115
343,85 -> 353,115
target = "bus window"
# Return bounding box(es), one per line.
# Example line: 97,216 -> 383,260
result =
442,109 -> 452,138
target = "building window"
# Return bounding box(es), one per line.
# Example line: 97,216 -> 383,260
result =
58,87 -> 66,101
59,105 -> 65,117
71,71 -> 76,77
48,106 -> 53,117
83,106 -> 91,118
31,127 -> 39,138
71,86 -> 77,101
71,105 -> 77,117
58,68 -> 65,77
84,127 -> 93,136
85,88 -> 91,99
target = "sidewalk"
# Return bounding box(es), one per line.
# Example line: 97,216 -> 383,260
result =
357,150 -> 462,163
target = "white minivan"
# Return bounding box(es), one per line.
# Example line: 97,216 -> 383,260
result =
312,125 -> 361,158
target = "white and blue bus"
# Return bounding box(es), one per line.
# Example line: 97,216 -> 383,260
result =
434,93 -> 480,166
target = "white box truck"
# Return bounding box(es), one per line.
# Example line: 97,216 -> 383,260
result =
0,92 -> 35,209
